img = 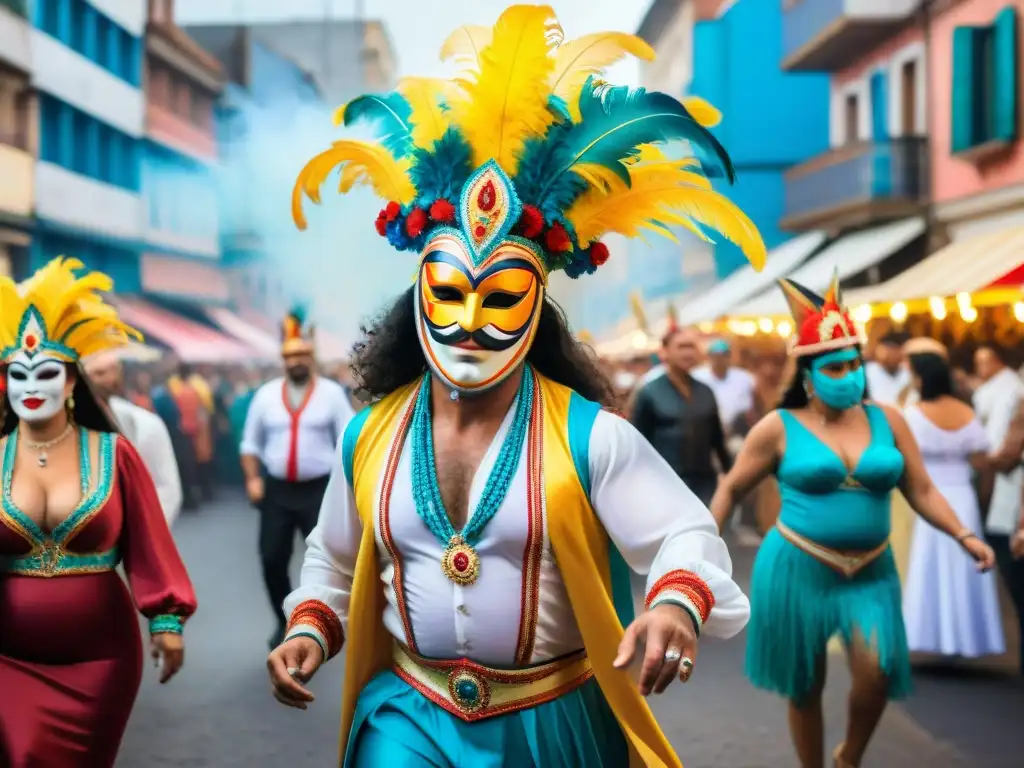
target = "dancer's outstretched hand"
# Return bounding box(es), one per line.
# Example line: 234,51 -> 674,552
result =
613,603 -> 698,696
267,636 -> 323,710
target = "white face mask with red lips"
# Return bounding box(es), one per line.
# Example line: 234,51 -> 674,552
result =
6,355 -> 68,424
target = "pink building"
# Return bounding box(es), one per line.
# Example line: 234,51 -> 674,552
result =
931,0 -> 1023,239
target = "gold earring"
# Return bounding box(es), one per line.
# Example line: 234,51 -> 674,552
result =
65,395 -> 75,423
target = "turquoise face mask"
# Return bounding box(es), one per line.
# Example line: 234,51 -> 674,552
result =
808,348 -> 865,410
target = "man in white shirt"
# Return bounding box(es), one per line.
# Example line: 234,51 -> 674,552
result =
692,338 -> 754,430
83,351 -> 183,528
240,308 -> 355,648
864,332 -> 911,405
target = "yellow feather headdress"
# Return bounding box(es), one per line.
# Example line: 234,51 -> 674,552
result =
0,257 -> 141,365
292,3 -> 766,278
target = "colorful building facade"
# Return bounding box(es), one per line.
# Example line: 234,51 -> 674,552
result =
140,0 -> 226,304
29,0 -> 147,289
0,0 -> 34,279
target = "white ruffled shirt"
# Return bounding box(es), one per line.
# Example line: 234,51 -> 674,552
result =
284,397 -> 750,665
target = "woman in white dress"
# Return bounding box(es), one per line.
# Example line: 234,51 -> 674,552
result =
903,351 -> 1005,657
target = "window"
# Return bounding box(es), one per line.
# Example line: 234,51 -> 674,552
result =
174,77 -> 192,119
120,30 -> 137,85
69,0 -> 85,51
900,59 -> 918,135
95,16 -> 110,67
191,93 -> 212,130
844,94 -> 859,144
71,110 -> 89,174
40,95 -> 61,163
951,6 -> 1019,154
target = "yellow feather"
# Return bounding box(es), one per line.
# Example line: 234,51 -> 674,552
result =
331,102 -> 348,127
682,96 -> 722,127
449,5 -> 561,174
398,77 -> 458,149
551,32 -> 656,120
439,24 -> 493,71
291,140 -> 416,230
566,163 -> 766,271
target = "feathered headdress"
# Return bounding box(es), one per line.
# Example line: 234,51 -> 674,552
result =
779,269 -> 864,357
292,4 -> 766,279
0,257 -> 141,365
281,304 -> 315,356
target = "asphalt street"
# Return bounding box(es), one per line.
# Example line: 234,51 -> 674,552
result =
116,494 -> 1023,767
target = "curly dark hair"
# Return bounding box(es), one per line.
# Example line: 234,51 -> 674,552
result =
350,287 -> 615,406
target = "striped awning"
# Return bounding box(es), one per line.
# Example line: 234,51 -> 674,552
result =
845,225 -> 1024,306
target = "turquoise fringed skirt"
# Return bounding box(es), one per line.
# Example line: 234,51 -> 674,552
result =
746,528 -> 912,703
344,671 -> 628,768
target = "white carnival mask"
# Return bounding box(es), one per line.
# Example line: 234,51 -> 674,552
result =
7,355 -> 68,423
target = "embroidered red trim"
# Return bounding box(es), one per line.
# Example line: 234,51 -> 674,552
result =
644,570 -> 715,624
514,379 -> 544,665
287,599 -> 344,658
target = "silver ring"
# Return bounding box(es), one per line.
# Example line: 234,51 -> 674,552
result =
663,648 -> 682,663
287,667 -> 300,678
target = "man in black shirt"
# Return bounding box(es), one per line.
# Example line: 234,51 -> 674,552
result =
631,326 -> 732,506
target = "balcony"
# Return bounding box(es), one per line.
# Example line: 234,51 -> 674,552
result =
0,141 -> 32,218
0,0 -> 30,73
782,0 -> 920,72
781,138 -> 928,231
146,103 -> 218,162
35,163 -> 144,241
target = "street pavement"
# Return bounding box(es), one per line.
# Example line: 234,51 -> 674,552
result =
117,494 -> 1023,767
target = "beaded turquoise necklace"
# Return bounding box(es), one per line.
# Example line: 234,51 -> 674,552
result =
409,368 -> 535,585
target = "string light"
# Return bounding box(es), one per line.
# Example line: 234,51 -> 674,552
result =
929,296 -> 947,320
739,320 -> 758,336
889,302 -> 908,323
758,318 -> 775,333
630,330 -> 648,349
955,292 -> 972,312
1015,302 -> 1024,323
960,306 -> 978,323
776,320 -> 792,338
853,304 -> 873,323
698,321 -> 714,333
726,319 -> 744,335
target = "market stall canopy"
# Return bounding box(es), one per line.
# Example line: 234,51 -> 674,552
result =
734,217 -> 925,318
204,307 -> 279,359
845,224 -> 1024,306
678,231 -> 826,325
116,342 -> 164,363
113,297 -> 256,363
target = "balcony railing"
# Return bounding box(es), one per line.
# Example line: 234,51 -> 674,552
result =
0,0 -> 27,18
782,138 -> 928,230
782,0 -> 919,71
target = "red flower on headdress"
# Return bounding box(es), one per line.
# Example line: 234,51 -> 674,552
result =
374,210 -> 388,236
405,207 -> 428,237
545,222 -> 571,253
519,205 -> 544,238
429,199 -> 455,222
796,299 -> 857,350
384,201 -> 401,222
589,241 -> 610,267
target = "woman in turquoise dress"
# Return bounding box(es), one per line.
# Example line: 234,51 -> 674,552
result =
710,272 -> 995,768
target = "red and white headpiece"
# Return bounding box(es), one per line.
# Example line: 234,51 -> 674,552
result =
779,269 -> 864,357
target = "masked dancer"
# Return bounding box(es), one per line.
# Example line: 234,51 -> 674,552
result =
266,5 -> 767,766
711,273 -> 996,768
241,307 -> 355,648
0,258 -> 196,767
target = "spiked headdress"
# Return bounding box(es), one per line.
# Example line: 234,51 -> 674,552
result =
281,305 -> 315,356
779,269 -> 864,357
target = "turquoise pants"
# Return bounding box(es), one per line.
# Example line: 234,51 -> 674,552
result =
345,671 -> 628,768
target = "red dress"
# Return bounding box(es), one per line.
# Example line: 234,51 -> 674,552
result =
0,430 -> 197,767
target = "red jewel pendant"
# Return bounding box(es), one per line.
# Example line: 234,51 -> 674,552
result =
441,535 -> 480,586
477,180 -> 496,212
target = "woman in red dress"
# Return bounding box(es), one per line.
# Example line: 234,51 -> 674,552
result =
0,257 -> 197,767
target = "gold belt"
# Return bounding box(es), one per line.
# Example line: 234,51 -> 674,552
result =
776,521 -> 889,578
392,643 -> 593,722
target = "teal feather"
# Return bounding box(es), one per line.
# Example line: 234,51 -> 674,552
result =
342,92 -> 414,157
287,304 -> 307,325
536,79 -> 735,203
513,123 -> 588,222
408,128 -> 473,205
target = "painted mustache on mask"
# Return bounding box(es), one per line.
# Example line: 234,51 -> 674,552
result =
423,322 -> 523,352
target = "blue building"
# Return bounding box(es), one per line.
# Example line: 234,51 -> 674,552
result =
136,6 -> 227,305
29,0 -> 147,288
582,0 -> 832,340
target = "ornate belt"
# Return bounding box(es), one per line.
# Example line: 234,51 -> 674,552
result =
392,643 -> 593,722
776,521 -> 888,578
0,543 -> 120,577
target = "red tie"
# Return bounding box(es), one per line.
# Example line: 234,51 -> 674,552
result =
283,381 -> 315,482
